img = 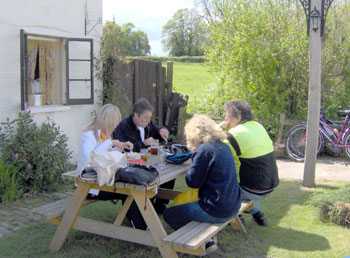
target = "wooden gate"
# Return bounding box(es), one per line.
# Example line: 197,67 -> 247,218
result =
111,59 -> 187,140
134,59 -> 166,125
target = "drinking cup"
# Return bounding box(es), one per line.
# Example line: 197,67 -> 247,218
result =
150,139 -> 159,156
140,149 -> 149,162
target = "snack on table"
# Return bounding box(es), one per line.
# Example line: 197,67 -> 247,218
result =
126,159 -> 145,166
126,152 -> 141,160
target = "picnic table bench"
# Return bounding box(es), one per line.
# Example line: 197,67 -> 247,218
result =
163,200 -> 254,256
32,163 -> 254,257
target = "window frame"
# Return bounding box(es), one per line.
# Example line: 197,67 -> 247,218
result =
20,30 -> 94,110
66,38 -> 94,105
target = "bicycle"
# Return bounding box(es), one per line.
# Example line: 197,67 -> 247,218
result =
285,107 -> 350,162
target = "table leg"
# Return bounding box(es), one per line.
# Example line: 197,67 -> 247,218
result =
48,182 -> 90,252
114,195 -> 134,225
132,190 -> 178,258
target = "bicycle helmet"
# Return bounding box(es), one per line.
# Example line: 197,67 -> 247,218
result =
164,144 -> 192,165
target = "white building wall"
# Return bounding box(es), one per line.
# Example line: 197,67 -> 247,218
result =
0,0 -> 103,164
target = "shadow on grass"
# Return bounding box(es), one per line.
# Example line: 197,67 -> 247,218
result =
210,179 -> 332,258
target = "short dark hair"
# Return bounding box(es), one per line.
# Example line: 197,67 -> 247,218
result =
224,99 -> 254,121
132,98 -> 153,115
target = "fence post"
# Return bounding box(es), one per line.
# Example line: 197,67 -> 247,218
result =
166,62 -> 173,109
277,113 -> 286,143
176,106 -> 186,142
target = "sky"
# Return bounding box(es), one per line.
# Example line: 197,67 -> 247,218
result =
103,0 -> 196,56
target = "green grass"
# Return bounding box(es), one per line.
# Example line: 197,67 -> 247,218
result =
1,179 -> 350,257
172,62 -> 218,114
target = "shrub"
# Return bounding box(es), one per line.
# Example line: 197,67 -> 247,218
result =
0,112 -> 72,193
0,161 -> 22,202
309,184 -> 350,227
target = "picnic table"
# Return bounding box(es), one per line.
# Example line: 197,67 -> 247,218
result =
41,160 -> 253,257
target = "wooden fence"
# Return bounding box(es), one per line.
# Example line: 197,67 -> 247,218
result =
113,59 -> 187,141
113,59 -> 304,144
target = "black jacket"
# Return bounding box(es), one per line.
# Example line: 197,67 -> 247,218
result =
112,115 -> 166,152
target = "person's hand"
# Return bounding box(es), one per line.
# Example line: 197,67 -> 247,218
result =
144,137 -> 155,146
122,141 -> 134,151
159,128 -> 169,142
112,140 -> 134,151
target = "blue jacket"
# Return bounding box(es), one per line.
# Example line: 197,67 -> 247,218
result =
186,140 -> 241,218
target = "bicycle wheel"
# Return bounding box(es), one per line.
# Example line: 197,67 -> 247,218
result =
285,124 -> 324,162
343,131 -> 350,159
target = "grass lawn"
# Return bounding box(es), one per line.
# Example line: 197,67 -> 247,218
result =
1,178 -> 349,258
172,62 -> 218,114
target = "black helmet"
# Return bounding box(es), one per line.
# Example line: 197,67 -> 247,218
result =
164,144 -> 192,165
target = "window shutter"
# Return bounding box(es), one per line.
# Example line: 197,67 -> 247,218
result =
20,29 -> 28,110
66,38 -> 94,105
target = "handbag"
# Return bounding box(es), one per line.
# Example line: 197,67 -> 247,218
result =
115,165 -> 160,211
79,150 -> 125,187
115,165 -> 159,186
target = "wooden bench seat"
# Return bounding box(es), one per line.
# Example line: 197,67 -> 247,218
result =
163,200 -> 254,256
31,197 -> 97,223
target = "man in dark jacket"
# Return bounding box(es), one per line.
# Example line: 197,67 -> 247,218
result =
113,98 -> 172,229
113,98 -> 169,152
220,99 -> 279,226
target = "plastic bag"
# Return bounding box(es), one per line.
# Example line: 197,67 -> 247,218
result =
173,188 -> 199,206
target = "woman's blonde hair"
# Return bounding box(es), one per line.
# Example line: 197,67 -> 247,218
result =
185,114 -> 227,151
87,104 -> 121,141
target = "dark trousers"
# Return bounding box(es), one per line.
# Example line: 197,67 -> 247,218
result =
88,179 -> 176,230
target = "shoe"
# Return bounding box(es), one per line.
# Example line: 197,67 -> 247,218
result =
199,237 -> 217,256
238,214 -> 246,226
252,211 -> 268,226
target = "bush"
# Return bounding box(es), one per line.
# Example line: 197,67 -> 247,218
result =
0,112 -> 72,193
309,184 -> 350,227
0,161 -> 22,202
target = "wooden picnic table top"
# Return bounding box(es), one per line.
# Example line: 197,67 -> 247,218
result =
62,161 -> 191,191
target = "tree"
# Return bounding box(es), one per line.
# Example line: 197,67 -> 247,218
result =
102,21 -> 151,56
162,8 -> 208,56
197,0 -> 350,126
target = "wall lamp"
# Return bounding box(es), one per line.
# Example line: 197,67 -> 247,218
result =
299,0 -> 334,37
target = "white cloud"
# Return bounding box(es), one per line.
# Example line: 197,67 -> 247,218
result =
103,0 -> 195,56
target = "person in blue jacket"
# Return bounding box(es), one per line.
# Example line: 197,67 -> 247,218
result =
164,114 -> 242,231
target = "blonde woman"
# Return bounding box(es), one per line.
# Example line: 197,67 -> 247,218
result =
163,115 -> 242,250
76,104 -> 133,198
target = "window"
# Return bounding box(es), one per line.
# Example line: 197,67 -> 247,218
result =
20,30 -> 94,110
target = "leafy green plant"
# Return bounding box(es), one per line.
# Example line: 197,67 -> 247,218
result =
0,112 -> 72,193
95,23 -> 133,117
309,183 -> 350,226
0,161 -> 22,202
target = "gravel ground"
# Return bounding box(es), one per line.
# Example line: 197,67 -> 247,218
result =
277,156 -> 350,181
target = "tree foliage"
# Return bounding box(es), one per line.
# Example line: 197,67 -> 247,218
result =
95,21 -> 133,117
162,8 -> 209,56
197,0 -> 350,123
102,21 -> 151,56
